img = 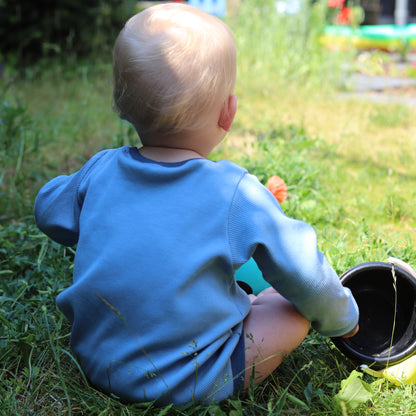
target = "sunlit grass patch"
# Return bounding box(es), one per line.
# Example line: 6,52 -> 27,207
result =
2,0 -> 416,414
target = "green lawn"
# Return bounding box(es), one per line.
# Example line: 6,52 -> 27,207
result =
2,0 -> 416,414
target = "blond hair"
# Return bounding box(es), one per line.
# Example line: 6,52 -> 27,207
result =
113,3 -> 236,135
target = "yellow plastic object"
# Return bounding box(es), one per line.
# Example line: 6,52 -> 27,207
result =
362,355 -> 416,386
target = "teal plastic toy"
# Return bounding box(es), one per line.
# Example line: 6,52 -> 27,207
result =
235,258 -> 271,295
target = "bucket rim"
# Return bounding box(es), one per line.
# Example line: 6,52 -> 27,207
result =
332,261 -> 416,369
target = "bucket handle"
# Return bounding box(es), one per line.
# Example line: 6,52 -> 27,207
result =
388,257 -> 416,281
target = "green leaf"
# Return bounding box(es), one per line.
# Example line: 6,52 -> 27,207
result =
334,370 -> 373,410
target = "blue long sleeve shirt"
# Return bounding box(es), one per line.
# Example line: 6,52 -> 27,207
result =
34,146 -> 358,405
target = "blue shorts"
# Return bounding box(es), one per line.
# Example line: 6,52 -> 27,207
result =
230,329 -> 245,394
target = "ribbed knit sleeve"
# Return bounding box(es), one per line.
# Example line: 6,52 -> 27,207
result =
34,150 -> 111,246
228,173 -> 359,337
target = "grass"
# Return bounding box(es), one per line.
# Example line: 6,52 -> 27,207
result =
2,0 -> 416,414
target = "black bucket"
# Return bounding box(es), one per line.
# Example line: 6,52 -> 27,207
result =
332,261 -> 416,369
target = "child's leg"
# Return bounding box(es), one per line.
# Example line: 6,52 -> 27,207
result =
243,288 -> 310,388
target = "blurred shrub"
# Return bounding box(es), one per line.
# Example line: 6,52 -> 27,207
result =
0,0 -> 137,66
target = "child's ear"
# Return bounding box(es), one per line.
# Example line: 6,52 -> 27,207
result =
218,94 -> 237,131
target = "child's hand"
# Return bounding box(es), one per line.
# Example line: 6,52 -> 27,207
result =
342,325 -> 359,339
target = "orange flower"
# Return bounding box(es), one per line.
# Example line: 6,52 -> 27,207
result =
337,6 -> 351,24
266,175 -> 287,203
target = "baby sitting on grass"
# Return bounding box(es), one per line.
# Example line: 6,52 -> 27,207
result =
34,3 -> 358,406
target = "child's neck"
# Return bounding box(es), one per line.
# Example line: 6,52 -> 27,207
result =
138,112 -> 227,162
138,145 -> 205,163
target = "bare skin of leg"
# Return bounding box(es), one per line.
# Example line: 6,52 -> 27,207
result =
243,287 -> 310,388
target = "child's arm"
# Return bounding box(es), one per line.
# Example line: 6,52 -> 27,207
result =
256,221 -> 358,337
34,151 -> 108,246
229,173 -> 359,338
34,173 -> 83,246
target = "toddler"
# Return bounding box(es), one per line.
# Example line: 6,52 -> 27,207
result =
35,3 -> 359,406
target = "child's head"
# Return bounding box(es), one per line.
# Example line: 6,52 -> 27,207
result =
113,3 -> 237,136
